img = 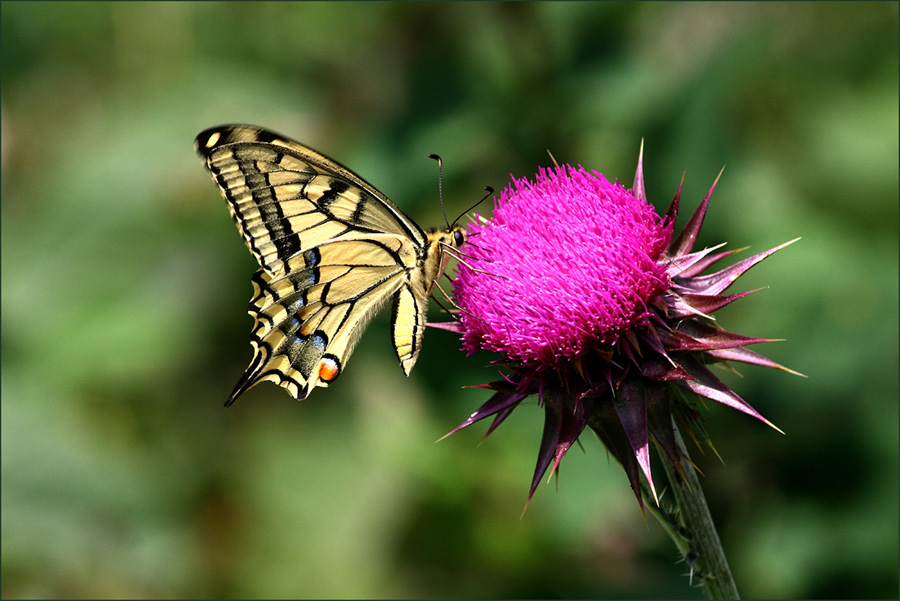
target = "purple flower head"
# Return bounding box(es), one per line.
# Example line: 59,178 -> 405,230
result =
446,148 -> 799,508
455,165 -> 671,369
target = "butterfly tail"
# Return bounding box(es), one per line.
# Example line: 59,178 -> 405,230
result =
225,329 -> 316,406
224,269 -> 321,405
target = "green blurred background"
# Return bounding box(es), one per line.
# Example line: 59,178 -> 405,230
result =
2,2 -> 897,598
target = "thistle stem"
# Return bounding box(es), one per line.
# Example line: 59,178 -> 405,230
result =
651,424 -> 739,600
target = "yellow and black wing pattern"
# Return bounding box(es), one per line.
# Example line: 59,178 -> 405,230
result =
195,125 -> 465,403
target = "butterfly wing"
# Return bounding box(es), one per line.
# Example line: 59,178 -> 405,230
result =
195,125 -> 427,276
232,234 -> 425,402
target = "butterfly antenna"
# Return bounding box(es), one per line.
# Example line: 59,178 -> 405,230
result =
451,186 -> 494,227
428,154 -> 451,229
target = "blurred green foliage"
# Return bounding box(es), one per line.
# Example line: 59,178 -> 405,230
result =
2,2 -> 897,598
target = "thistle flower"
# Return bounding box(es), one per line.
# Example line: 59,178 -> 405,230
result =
446,147 -> 798,508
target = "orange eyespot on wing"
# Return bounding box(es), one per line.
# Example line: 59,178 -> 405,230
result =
318,355 -> 341,383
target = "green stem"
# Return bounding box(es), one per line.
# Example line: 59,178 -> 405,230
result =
649,424 -> 740,600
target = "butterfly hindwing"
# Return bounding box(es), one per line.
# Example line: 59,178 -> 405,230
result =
391,283 -> 427,376
229,235 -> 419,402
196,125 -> 466,403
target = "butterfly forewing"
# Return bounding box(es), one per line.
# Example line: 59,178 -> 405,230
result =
196,125 -> 465,403
196,125 -> 427,276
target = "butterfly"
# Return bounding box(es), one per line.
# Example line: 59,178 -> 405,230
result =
195,125 -> 466,404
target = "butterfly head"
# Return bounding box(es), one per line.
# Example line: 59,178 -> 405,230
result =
427,225 -> 467,251
452,226 -> 466,249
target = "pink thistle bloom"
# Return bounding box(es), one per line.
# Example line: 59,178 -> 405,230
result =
445,148 -> 799,507
455,165 -> 670,368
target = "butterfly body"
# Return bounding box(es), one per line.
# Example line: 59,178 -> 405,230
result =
195,125 -> 464,403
